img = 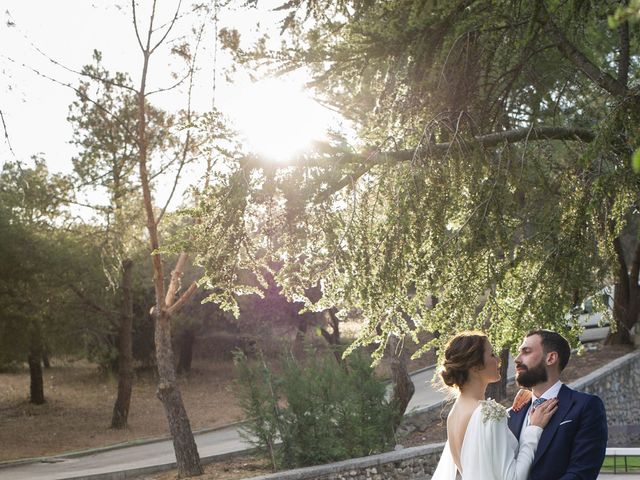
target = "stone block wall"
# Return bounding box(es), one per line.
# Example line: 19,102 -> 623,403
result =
244,444 -> 443,480
570,350 -> 640,446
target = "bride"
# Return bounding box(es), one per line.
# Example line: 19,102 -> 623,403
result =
431,331 -> 558,480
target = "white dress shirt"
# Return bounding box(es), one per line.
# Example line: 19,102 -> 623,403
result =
519,380 -> 563,443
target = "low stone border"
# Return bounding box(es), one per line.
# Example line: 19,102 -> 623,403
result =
569,350 -> 640,391
244,444 -> 444,480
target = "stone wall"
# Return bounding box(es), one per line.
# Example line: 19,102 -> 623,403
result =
570,350 -> 640,446
243,444 -> 444,480
245,349 -> 640,480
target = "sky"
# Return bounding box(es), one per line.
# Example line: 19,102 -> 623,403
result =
0,1 -> 340,216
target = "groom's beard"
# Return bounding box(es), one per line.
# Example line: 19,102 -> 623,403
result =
515,360 -> 548,388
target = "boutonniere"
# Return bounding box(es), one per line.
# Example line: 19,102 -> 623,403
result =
511,388 -> 532,412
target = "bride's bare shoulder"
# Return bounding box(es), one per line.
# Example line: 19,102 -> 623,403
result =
447,399 -> 480,433
449,398 -> 481,418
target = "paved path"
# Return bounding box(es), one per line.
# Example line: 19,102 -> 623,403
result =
0,424 -> 252,480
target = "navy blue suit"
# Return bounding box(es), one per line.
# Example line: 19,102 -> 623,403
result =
507,384 -> 607,480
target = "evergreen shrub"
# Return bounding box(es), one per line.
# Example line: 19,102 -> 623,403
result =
233,348 -> 396,470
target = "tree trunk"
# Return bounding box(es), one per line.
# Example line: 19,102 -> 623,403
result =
132,3 -> 202,475
319,308 -> 342,364
177,328 -> 195,374
155,309 -> 202,474
486,348 -> 509,401
606,236 -> 639,345
388,335 -> 415,430
605,277 -> 637,345
292,312 -> 309,358
111,258 -> 135,429
28,324 -> 45,405
42,347 -> 51,369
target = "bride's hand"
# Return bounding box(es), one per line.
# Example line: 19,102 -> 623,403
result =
511,389 -> 532,412
529,398 -> 559,428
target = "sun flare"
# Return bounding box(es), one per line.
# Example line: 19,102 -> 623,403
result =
227,77 -> 332,161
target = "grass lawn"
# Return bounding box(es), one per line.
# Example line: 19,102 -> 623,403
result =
600,455 -> 640,473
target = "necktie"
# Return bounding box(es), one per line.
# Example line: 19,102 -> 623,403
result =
525,398 -> 546,427
532,398 -> 547,409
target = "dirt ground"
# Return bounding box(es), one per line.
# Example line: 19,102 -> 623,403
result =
0,358 -> 242,462
138,343 -> 634,480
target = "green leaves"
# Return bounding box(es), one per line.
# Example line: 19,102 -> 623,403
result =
234,348 -> 395,470
608,0 -> 640,28
188,0 -> 640,359
632,148 -> 640,174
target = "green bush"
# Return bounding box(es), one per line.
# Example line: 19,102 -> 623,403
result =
234,349 -> 396,470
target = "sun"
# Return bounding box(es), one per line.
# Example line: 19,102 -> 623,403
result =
226,76 -> 333,161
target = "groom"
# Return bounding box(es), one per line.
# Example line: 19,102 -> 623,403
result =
508,330 -> 608,480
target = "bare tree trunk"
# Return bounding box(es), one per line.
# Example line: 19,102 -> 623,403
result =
388,335 -> 415,430
28,323 -> 45,405
112,258 -> 134,428
135,48 -> 202,480
42,347 -> 51,369
606,236 -> 639,345
606,276 -> 637,345
155,309 -> 202,473
319,308 -> 342,364
486,348 -> 509,401
177,328 -> 195,374
130,2 -> 203,474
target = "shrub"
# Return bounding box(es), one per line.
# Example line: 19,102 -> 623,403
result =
234,348 -> 396,470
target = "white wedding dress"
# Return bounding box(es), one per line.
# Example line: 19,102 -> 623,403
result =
431,399 -> 542,480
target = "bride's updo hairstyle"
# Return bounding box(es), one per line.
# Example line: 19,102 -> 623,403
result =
440,331 -> 487,389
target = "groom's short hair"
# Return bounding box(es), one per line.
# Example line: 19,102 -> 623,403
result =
527,330 -> 571,371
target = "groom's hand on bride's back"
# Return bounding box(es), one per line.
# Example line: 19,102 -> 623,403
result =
511,388 -> 532,412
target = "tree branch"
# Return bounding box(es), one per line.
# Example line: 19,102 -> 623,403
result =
3,53 -> 138,141
617,21 -> 630,87
68,285 -> 116,317
0,109 -> 16,158
447,125 -> 595,149
146,70 -> 191,97
629,239 -> 640,296
166,281 -> 198,316
156,132 -> 190,226
29,39 -> 136,93
131,0 -> 145,52
248,126 -> 595,169
613,234 -> 630,302
150,0 -> 182,55
165,252 -> 189,307
537,3 -> 628,97
155,18 -> 204,225
314,163 -> 372,203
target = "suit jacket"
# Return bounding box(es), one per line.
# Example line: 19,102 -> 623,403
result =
507,384 -> 608,480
